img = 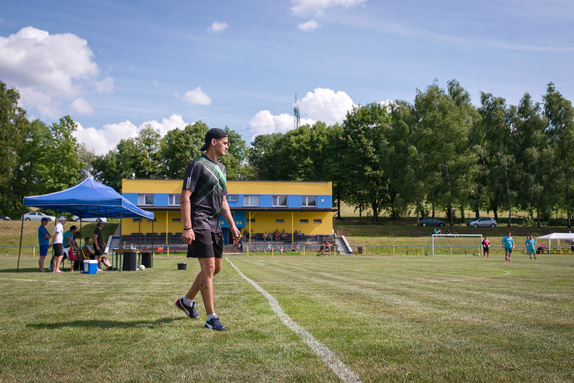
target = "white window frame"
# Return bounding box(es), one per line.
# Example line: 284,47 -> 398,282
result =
302,196 -> 317,207
273,195 -> 288,207
244,195 -> 260,207
138,194 -> 155,206
168,194 -> 180,206
226,194 -> 239,202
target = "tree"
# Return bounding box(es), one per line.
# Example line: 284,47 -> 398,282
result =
247,133 -> 283,180
0,82 -> 30,216
414,80 -> 478,226
544,83 -> 574,227
161,122 -> 209,179
479,93 -> 516,225
511,93 -> 553,227
338,103 -> 392,220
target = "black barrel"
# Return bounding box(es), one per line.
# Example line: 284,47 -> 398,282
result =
123,251 -> 137,271
141,252 -> 153,268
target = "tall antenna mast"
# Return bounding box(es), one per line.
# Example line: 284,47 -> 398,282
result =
293,93 -> 300,130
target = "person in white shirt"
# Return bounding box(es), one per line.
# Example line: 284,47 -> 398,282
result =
50,216 -> 66,273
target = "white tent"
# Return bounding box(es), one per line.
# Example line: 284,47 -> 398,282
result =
536,233 -> 574,252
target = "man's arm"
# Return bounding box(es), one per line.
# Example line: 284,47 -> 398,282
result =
221,197 -> 240,239
180,189 -> 195,245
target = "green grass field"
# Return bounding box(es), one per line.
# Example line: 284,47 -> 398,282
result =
1,254 -> 573,382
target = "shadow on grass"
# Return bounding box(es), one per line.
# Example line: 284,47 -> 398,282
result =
0,267 -> 47,273
27,317 -> 184,329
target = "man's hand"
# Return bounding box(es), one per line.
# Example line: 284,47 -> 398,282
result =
230,225 -> 241,240
182,228 -> 195,245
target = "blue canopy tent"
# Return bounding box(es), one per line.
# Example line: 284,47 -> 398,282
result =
17,178 -> 154,271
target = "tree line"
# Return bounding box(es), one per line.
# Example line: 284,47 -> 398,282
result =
2,79 -> 573,227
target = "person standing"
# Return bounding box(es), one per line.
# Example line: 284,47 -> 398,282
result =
63,225 -> 80,271
482,236 -> 490,258
525,235 -> 537,260
37,217 -> 51,271
50,216 -> 66,273
502,232 -> 515,261
93,219 -> 106,271
175,128 -> 240,331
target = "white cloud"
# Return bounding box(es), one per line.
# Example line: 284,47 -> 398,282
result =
249,111 -> 295,140
71,98 -> 93,115
291,0 -> 366,16
0,27 -> 112,118
299,88 -> 355,125
74,114 -> 189,155
208,21 -> 229,33
248,87 -> 353,141
182,86 -> 212,106
298,19 -> 320,31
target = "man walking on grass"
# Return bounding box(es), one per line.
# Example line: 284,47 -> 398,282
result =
502,232 -> 515,261
175,128 -> 240,331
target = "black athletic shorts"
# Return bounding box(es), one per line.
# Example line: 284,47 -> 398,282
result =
187,230 -> 223,259
53,243 -> 64,256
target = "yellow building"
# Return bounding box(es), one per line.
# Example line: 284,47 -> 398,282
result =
121,179 -> 335,245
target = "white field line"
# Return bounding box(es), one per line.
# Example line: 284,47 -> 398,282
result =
225,257 -> 362,383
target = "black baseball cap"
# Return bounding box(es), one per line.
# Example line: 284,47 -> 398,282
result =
200,128 -> 228,151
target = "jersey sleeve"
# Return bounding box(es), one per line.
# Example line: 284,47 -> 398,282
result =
183,161 -> 200,192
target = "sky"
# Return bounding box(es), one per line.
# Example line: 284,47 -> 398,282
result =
1,0 -> 573,155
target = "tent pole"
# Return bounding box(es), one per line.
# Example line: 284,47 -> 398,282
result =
119,207 -> 123,272
17,204 -> 26,272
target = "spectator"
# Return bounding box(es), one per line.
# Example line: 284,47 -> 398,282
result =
63,225 -> 80,272
50,216 -> 66,273
482,236 -> 490,258
525,235 -> 536,260
502,232 -> 515,261
37,217 -> 51,272
93,219 -> 106,271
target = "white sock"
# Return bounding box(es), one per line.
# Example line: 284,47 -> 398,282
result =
183,296 -> 193,306
207,313 -> 217,321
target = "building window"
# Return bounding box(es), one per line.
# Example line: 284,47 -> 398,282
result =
169,194 -> 180,206
226,194 -> 239,202
133,218 -> 142,222
172,218 -> 181,223
248,218 -> 256,223
300,219 -> 309,224
273,195 -> 288,207
276,219 -> 284,223
138,194 -> 155,206
244,195 -> 259,207
314,219 -> 322,224
302,196 -> 317,207
147,219 -> 157,222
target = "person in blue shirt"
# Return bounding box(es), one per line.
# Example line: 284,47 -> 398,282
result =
502,232 -> 515,261
525,235 -> 536,260
37,217 -> 51,272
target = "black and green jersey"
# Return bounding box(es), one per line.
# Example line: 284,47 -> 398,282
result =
182,155 -> 227,233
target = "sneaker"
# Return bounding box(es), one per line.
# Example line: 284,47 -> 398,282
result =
205,316 -> 227,331
175,298 -> 199,319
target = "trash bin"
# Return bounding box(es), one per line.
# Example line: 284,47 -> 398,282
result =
123,251 -> 137,271
177,263 -> 187,270
141,252 -> 153,268
358,246 -> 363,254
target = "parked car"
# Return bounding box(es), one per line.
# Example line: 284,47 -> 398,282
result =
22,212 -> 56,221
419,216 -> 445,227
72,215 -> 108,222
0,215 -> 11,220
466,217 -> 497,228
